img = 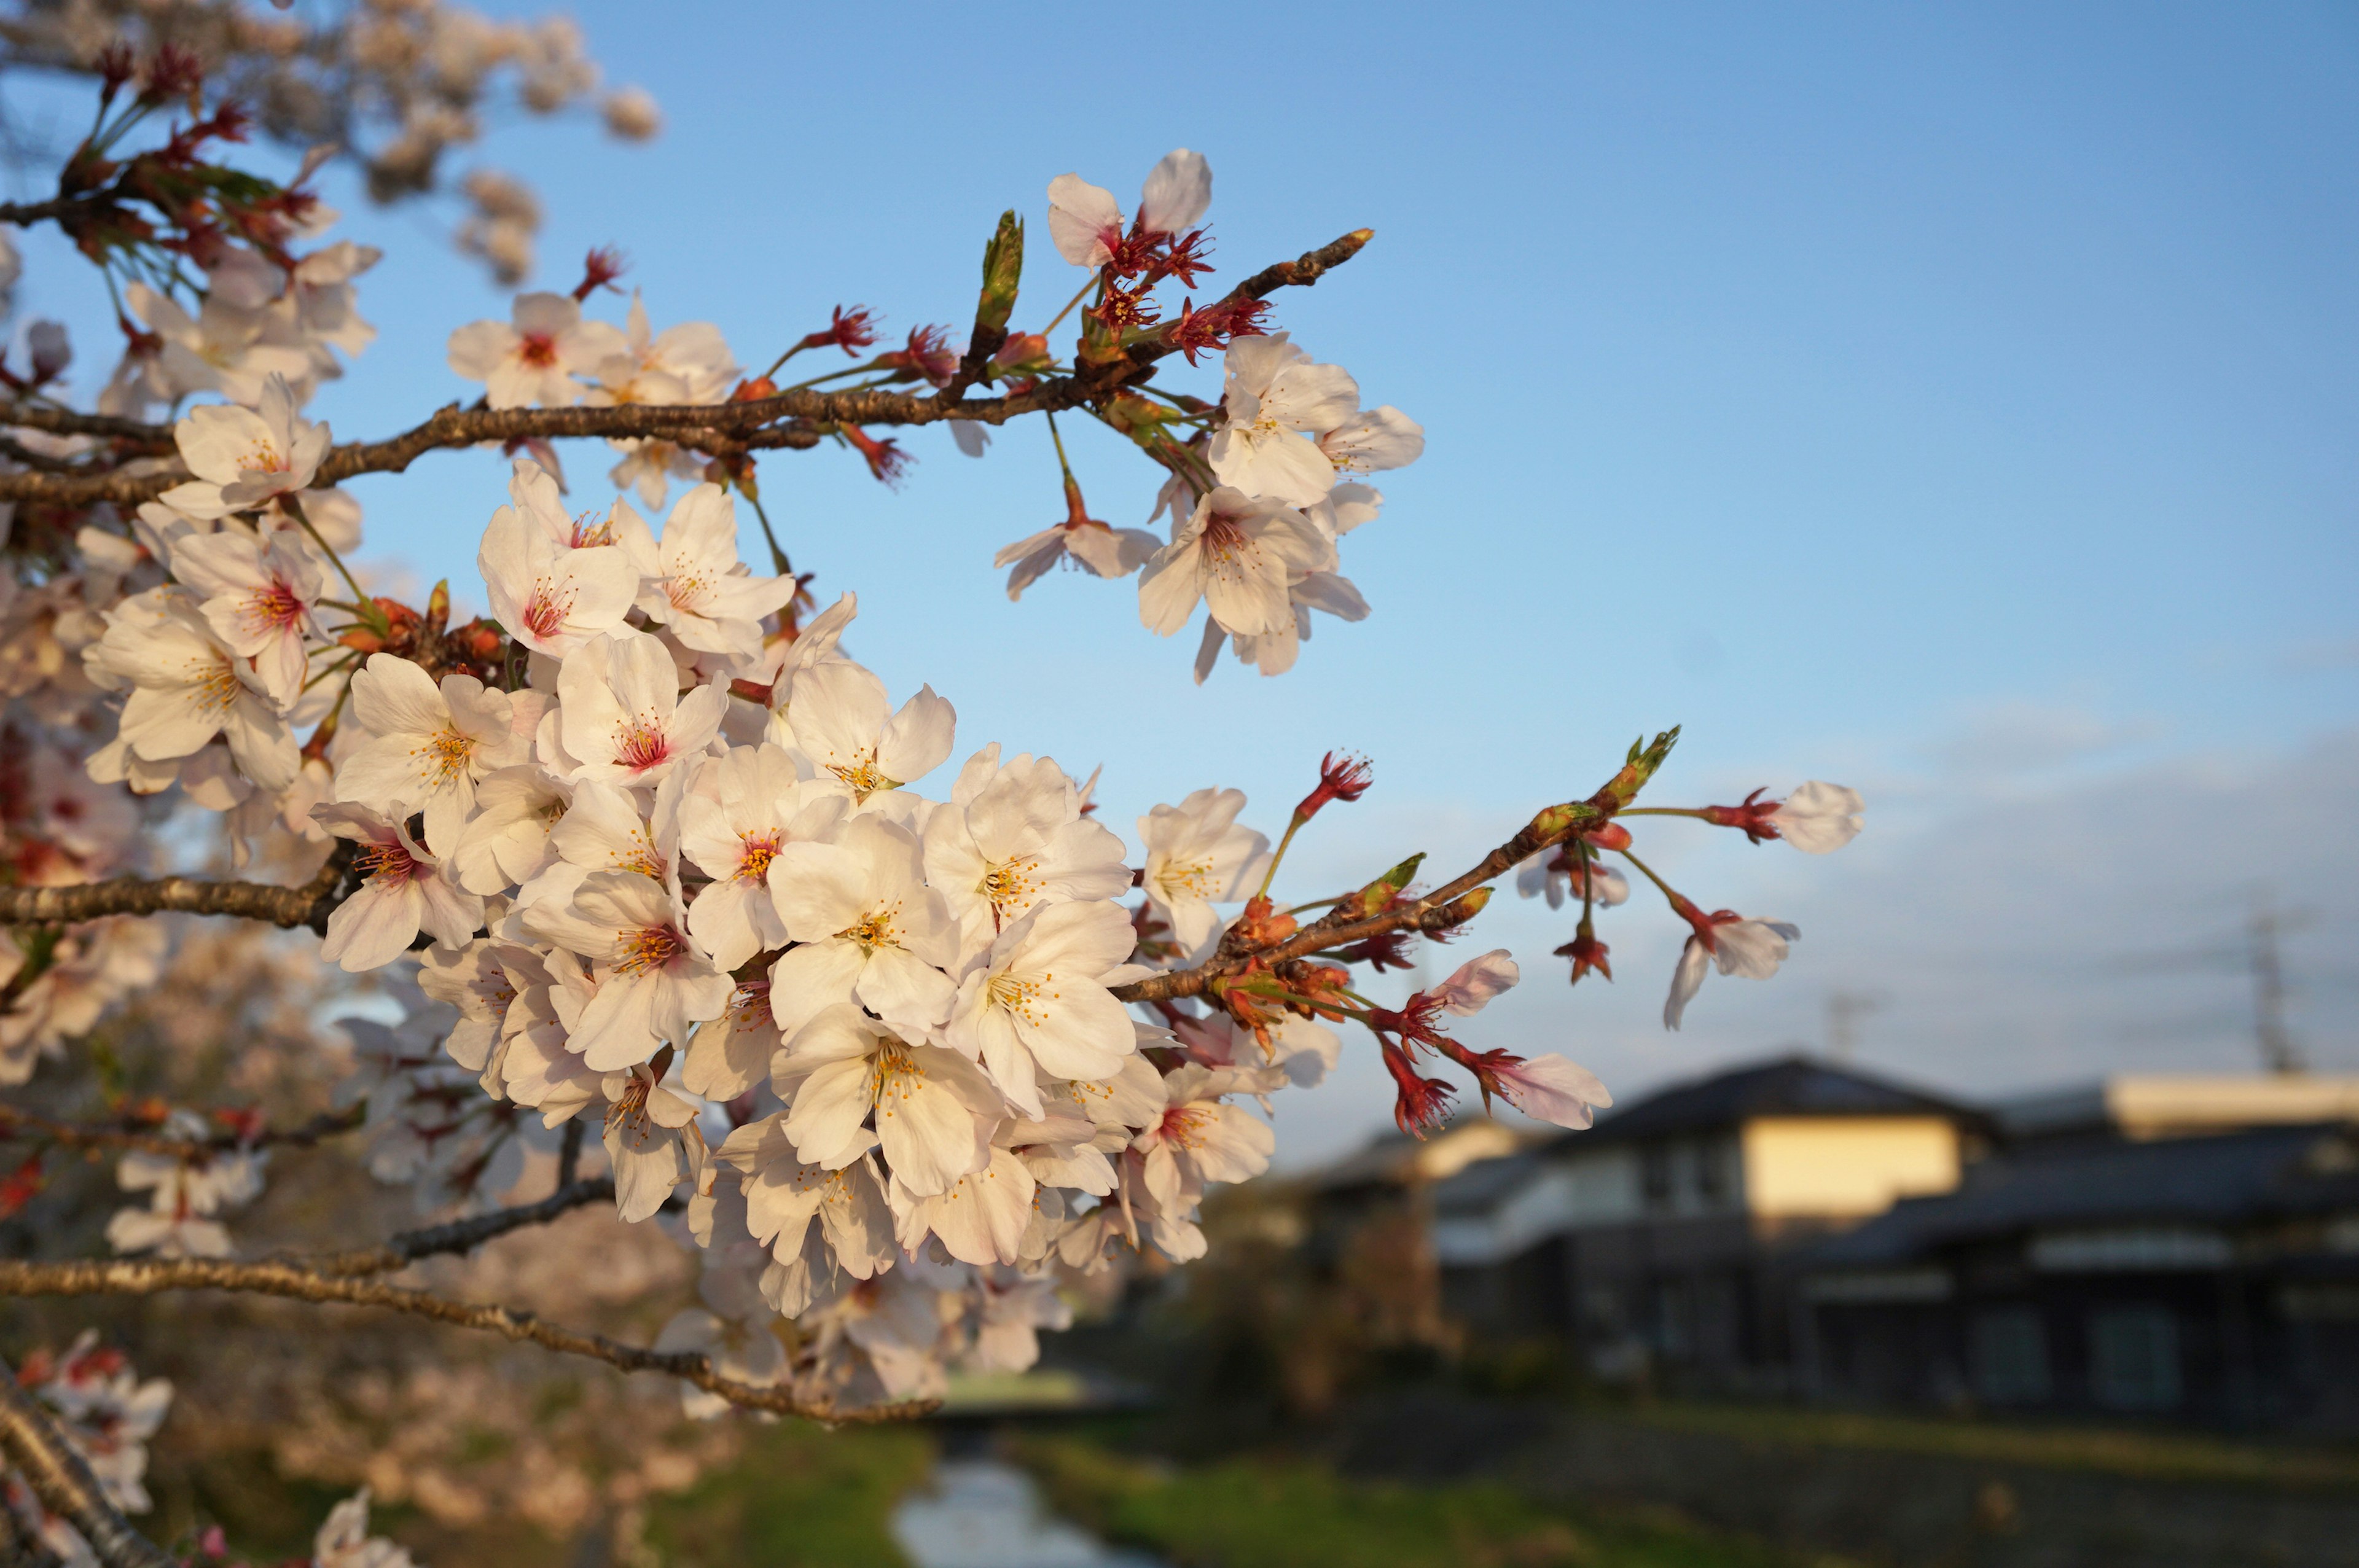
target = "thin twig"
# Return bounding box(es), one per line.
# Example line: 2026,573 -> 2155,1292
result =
0,1257 -> 921,1422
0,1357 -> 174,1568
311,1176 -> 616,1276
0,1102 -> 364,1160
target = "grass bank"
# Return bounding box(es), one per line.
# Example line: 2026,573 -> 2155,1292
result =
1017,1434 -> 1850,1568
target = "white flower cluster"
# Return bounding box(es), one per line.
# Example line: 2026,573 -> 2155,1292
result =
1002,152 -> 1429,681
0,1332 -> 171,1567
445,289 -> 738,507
67,389 -> 1341,1402
7,0 -> 659,284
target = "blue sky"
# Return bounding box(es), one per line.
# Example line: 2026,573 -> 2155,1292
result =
13,1 -> 2356,1164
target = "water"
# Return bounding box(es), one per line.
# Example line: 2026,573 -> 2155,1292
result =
889,1458 -> 1164,1568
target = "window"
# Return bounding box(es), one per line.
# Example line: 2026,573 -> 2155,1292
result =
1696,1139 -> 1732,1206
2089,1305 -> 2181,1411
1970,1307 -> 2051,1405
1641,1144 -> 1675,1212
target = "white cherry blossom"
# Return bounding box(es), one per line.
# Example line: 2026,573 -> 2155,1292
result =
774,1004 -> 999,1192
553,630 -> 730,787
922,747 -> 1129,962
717,1113 -> 896,1275
892,1148 -> 1036,1267
1206,335 -> 1362,507
525,869 -> 732,1068
445,291 -> 628,408
1774,781 -> 1866,853
679,746 -> 841,970
85,590 -> 299,792
767,813 -> 959,1035
1131,1064 -> 1274,1213
156,375 -> 330,520
478,471 -> 640,658
162,526 -> 323,709
784,658 -> 955,808
1138,787 -> 1267,955
336,653 -> 528,848
948,900 -> 1140,1117
634,483 -> 797,660
1137,486 -> 1326,640
1664,916 -> 1801,1029
313,804 -> 484,972
601,1059 -> 703,1222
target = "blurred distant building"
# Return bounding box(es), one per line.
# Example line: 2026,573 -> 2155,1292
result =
1799,1075 -> 2359,1432
1353,1058 -> 2359,1429
1417,1055 -> 1984,1391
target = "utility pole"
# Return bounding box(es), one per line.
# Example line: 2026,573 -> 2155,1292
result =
1826,990 -> 1884,1063
2249,899 -> 2302,1075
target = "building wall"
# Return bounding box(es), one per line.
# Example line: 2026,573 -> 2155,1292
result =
1742,1116 -> 1962,1220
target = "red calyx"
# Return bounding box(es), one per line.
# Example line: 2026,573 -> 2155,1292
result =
139,44 -> 205,107
875,324 -> 957,388
1702,787 -> 1783,844
1294,750 -> 1372,822
1555,929 -> 1612,985
573,246 -> 627,302
800,305 -> 878,356
839,424 -> 909,486
1381,1040 -> 1456,1137
1162,295 -> 1271,366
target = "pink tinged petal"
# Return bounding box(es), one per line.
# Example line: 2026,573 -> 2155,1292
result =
1497,1055 -> 1613,1131
1045,174 -> 1123,266
321,881 -> 424,972
767,840 -> 869,940
1138,149 -> 1211,234
875,1065 -> 987,1196
1664,937 -> 1713,1030
348,653 -> 448,739
1136,535 -> 1210,636
605,1121 -> 681,1223
447,319 -> 521,381
765,938 -> 865,1037
855,945 -> 957,1031
784,1056 -> 879,1168
877,685 -> 957,787
414,873 -> 485,950
1433,950 -> 1519,1015
575,975 -> 667,1069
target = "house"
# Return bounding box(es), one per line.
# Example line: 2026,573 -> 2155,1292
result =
1426,1055 -> 1984,1389
1798,1116 -> 2359,1432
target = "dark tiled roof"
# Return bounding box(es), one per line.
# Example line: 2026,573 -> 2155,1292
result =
1431,1148 -> 1550,1216
1572,1055 -> 1974,1145
1807,1123 -> 2359,1268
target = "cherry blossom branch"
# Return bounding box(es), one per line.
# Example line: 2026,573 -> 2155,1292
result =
0,230 -> 1374,507
0,1257 -> 920,1423
0,1357 -> 174,1568
1111,729 -> 1680,1005
0,843 -> 354,932
0,1102 -> 364,1159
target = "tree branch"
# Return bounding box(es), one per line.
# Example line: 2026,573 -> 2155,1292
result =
0,843 -> 353,932
0,1257 -> 921,1423
0,1357 -> 174,1568
0,1102 -> 364,1160
1112,768 -> 1622,1006
311,1176 -> 616,1276
0,230 -> 1374,507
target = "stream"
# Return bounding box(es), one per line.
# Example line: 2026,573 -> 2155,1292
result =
889,1457 -> 1164,1568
